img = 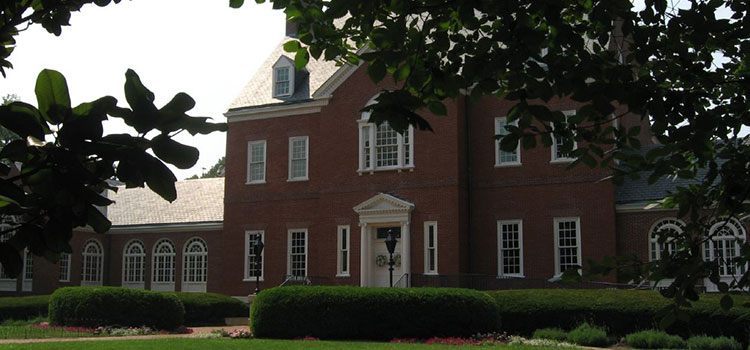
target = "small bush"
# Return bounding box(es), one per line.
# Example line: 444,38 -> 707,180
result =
626,330 -> 685,349
532,328 -> 567,341
0,295 -> 49,322
687,335 -> 742,350
168,292 -> 248,326
566,323 -> 609,347
49,287 -> 184,330
251,286 -> 501,340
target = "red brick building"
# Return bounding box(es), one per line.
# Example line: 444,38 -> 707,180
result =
5,29 -> 748,298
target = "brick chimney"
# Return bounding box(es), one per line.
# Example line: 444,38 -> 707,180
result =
286,20 -> 299,38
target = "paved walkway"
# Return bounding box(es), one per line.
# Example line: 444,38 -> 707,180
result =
0,326 -> 248,344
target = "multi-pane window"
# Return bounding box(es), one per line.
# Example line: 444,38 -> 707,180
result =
152,239 -> 175,283
288,229 -> 307,277
704,218 -> 747,277
424,222 -> 438,274
359,102 -> 415,172
0,230 -> 13,281
183,238 -> 208,283
551,110 -> 578,162
337,226 -> 350,276
23,250 -> 33,281
274,67 -> 291,96
554,218 -> 581,276
498,220 -> 523,276
245,231 -> 264,280
247,140 -> 266,184
59,253 -> 71,282
495,117 -> 520,166
122,240 -> 145,286
82,240 -> 103,285
288,136 -> 309,180
649,218 -> 685,261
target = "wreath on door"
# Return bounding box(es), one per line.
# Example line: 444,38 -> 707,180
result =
375,254 -> 402,267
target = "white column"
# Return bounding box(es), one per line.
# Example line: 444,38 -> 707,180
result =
360,223 -> 368,287
401,221 -> 411,287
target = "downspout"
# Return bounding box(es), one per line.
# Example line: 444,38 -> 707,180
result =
464,95 -> 473,273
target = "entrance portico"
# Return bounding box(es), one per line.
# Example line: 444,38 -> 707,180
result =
353,193 -> 414,287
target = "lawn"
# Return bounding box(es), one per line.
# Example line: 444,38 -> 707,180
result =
0,338 -> 577,350
0,326 -> 96,340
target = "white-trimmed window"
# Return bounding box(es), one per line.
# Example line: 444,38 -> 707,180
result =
358,96 -> 414,173
59,253 -> 71,282
337,226 -> 350,276
288,136 -> 309,181
649,218 -> 685,261
152,239 -> 176,287
22,249 -> 33,291
244,231 -> 265,280
247,140 -> 267,184
81,239 -> 104,286
551,110 -> 578,162
424,221 -> 438,274
704,218 -> 747,277
495,117 -> 520,166
498,220 -> 524,277
122,240 -> 145,288
183,237 -> 208,283
288,229 -> 307,277
272,56 -> 295,98
0,230 -> 14,281
554,217 -> 581,276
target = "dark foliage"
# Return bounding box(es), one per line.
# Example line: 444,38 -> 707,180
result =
0,295 -> 49,322
168,292 -> 247,326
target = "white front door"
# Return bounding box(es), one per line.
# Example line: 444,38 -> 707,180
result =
370,227 -> 403,287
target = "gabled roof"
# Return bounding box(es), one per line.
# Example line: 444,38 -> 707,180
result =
106,178 -> 224,227
353,193 -> 415,214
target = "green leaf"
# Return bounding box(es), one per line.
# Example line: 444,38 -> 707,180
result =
35,69 -> 71,124
122,69 -> 159,133
0,243 -> 21,278
87,205 -> 111,233
283,40 -> 301,53
720,294 -> 734,311
294,49 -> 309,69
0,103 -> 46,140
229,0 -> 244,8
427,101 -> 447,116
367,59 -> 386,82
143,155 -> 178,202
151,134 -> 200,169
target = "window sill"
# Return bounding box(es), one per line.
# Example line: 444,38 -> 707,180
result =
497,274 -> 525,279
423,272 -> 439,276
246,181 -> 266,185
335,274 -> 350,278
243,278 -> 265,282
550,158 -> 574,164
287,177 -> 309,182
494,162 -> 522,168
358,166 -> 415,175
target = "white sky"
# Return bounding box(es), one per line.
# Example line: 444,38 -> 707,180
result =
0,0 -> 286,179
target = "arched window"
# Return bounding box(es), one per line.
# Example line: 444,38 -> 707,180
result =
182,238 -> 207,292
122,240 -> 145,288
704,218 -> 747,277
358,94 -> 414,173
82,240 -> 103,286
152,239 -> 175,291
649,218 -> 686,261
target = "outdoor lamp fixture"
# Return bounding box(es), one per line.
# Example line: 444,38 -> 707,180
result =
253,238 -> 265,294
384,229 -> 398,287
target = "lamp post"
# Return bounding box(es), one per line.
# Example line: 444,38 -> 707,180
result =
253,237 -> 264,294
384,229 -> 398,287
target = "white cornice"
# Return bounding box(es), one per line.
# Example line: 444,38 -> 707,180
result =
224,98 -> 329,122
107,222 -> 223,234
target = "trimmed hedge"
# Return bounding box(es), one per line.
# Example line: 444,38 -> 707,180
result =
687,335 -> 743,350
532,328 -> 567,341
251,286 -> 500,340
49,287 -> 184,330
566,323 -> 609,347
0,295 -> 49,322
168,292 -> 248,326
490,289 -> 750,342
626,330 -> 685,349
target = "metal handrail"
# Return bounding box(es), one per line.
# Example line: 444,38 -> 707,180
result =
393,273 -> 409,288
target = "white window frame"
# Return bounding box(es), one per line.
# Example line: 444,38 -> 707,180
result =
151,239 -> 176,291
358,95 -> 415,173
122,240 -> 145,289
337,225 -> 350,277
553,217 -> 582,277
22,249 -> 32,292
288,136 -> 309,181
182,237 -> 208,284
649,218 -> 685,262
550,110 -> 578,163
424,221 -> 438,275
497,220 -> 524,277
244,231 -> 265,281
272,57 -> 295,98
704,218 -> 748,278
81,239 -> 104,286
494,117 -> 521,167
59,252 -> 71,282
287,229 -> 308,277
247,140 -> 267,184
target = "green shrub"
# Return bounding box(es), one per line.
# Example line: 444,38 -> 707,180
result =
626,330 -> 685,349
251,286 -> 500,340
489,289 -> 750,341
0,295 -> 49,322
49,287 -> 184,330
168,292 -> 248,326
566,323 -> 609,347
687,335 -> 742,350
532,327 -> 567,341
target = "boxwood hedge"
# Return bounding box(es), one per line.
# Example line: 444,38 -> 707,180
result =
49,287 -> 184,330
0,295 -> 49,322
251,286 -> 500,340
168,292 -> 248,326
489,289 -> 750,342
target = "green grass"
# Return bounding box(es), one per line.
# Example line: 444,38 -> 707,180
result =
0,326 -> 96,340
0,338 -> 578,349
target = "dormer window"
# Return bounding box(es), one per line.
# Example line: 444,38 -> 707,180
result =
272,56 -> 295,98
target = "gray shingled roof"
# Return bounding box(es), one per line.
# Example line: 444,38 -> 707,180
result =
106,178 -> 224,226
227,37 -> 340,111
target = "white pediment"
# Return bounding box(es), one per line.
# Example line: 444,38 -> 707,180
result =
353,193 -> 414,215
